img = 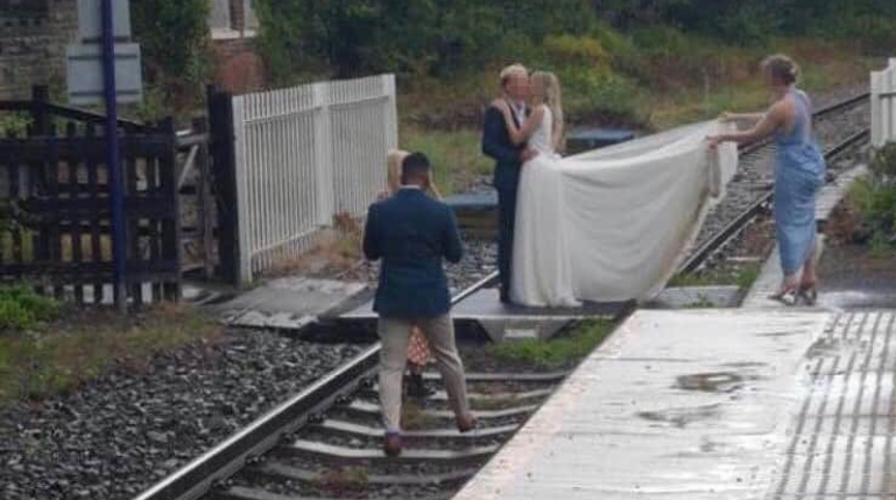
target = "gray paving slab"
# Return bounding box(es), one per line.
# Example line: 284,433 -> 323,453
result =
744,163 -> 868,311
453,309 -> 833,500
214,277 -> 367,329
743,237 -> 827,309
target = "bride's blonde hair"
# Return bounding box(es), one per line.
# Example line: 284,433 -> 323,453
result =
532,71 -> 564,141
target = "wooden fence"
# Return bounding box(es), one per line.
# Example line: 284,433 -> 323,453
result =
0,87 -> 197,304
212,74 -> 398,284
872,58 -> 896,148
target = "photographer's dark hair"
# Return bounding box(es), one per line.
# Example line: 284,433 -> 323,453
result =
401,152 -> 431,184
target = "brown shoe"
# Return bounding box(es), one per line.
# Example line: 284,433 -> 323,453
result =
383,432 -> 402,457
456,413 -> 478,433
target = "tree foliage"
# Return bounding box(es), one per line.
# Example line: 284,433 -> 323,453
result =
254,0 -> 595,81
132,0 -> 211,104
253,0 -> 896,82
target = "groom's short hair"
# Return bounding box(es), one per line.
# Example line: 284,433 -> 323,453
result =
500,63 -> 528,89
401,152 -> 431,183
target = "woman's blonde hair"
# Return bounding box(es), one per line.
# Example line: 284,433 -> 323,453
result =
386,149 -> 442,199
761,54 -> 800,86
386,149 -> 409,194
531,71 -> 564,144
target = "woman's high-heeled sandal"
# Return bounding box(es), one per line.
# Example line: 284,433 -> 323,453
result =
767,289 -> 799,306
799,284 -> 818,306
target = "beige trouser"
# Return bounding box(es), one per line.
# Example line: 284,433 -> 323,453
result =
378,314 -> 470,433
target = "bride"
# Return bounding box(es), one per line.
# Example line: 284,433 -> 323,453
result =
492,71 -> 581,307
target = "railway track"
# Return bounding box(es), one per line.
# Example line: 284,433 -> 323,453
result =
134,92 -> 873,500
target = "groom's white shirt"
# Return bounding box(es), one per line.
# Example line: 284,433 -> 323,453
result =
512,101 -> 527,127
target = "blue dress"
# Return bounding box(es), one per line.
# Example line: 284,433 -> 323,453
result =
774,89 -> 826,276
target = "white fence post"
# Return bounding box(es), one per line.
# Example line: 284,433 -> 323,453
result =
314,82 -> 335,227
384,74 -> 399,151
229,74 -> 397,283
872,59 -> 896,149
231,95 -> 253,285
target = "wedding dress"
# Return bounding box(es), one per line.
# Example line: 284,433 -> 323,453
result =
509,106 -> 581,307
510,111 -> 739,307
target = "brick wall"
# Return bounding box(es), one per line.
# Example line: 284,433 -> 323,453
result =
212,37 -> 265,94
0,0 -> 78,100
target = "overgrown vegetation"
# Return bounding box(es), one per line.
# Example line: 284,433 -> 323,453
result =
131,0 -> 211,112
0,303 -> 221,406
0,285 -> 60,332
491,319 -> 614,369
668,266 -> 761,293
844,143 -> 896,252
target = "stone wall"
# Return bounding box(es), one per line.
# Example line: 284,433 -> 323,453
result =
0,0 -> 78,100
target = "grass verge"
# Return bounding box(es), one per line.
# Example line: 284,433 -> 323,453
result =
668,266 -> 761,293
401,125 -> 492,196
490,319 -> 614,370
0,302 -> 221,407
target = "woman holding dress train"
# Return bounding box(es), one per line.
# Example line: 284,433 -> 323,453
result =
709,54 -> 826,305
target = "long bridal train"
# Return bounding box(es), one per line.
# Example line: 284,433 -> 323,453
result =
510,120 -> 739,307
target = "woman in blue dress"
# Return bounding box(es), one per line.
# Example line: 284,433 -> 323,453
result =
708,54 -> 826,305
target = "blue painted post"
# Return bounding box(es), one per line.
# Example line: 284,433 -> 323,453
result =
101,0 -> 127,311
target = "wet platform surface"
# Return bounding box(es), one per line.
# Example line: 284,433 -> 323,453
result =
453,309 -> 896,500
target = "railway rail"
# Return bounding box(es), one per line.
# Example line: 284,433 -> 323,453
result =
133,91 -> 873,500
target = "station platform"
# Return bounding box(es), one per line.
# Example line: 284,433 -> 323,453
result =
453,309 -> 896,500
326,288 -> 630,342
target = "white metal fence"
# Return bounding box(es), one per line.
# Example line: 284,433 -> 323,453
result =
871,58 -> 896,148
232,74 -> 398,283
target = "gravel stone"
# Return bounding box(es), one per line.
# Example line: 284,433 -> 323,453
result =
0,330 -> 365,500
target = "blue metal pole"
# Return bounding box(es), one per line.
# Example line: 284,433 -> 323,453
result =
101,0 -> 127,311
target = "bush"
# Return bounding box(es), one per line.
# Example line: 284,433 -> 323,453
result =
132,0 -> 211,107
0,113 -> 31,137
559,67 -> 641,119
871,142 -> 896,182
0,285 -> 60,332
849,144 -> 896,244
543,35 -> 608,67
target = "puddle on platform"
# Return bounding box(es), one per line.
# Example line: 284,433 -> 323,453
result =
675,372 -> 746,394
638,403 -> 722,429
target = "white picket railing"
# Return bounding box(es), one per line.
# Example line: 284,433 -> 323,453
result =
871,58 -> 896,148
232,74 -> 398,283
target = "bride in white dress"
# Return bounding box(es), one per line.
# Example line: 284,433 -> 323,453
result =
492,71 -> 581,307
492,72 -> 739,308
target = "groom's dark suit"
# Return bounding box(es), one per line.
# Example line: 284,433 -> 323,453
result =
482,102 -> 526,301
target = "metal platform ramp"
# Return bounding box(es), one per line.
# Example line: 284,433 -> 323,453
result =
328,288 -> 629,342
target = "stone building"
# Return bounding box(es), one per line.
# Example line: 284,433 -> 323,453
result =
0,0 -> 79,100
0,0 -> 265,101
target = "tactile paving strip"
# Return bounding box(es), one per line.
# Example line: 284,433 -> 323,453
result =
769,311 -> 896,499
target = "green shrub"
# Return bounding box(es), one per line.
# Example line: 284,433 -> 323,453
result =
0,113 -> 31,137
871,142 -> 896,182
0,285 -> 60,332
860,143 -> 896,239
543,35 -> 608,67
132,0 -> 211,106
559,67 -> 641,119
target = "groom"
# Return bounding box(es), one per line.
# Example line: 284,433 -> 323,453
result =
482,64 -> 538,302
